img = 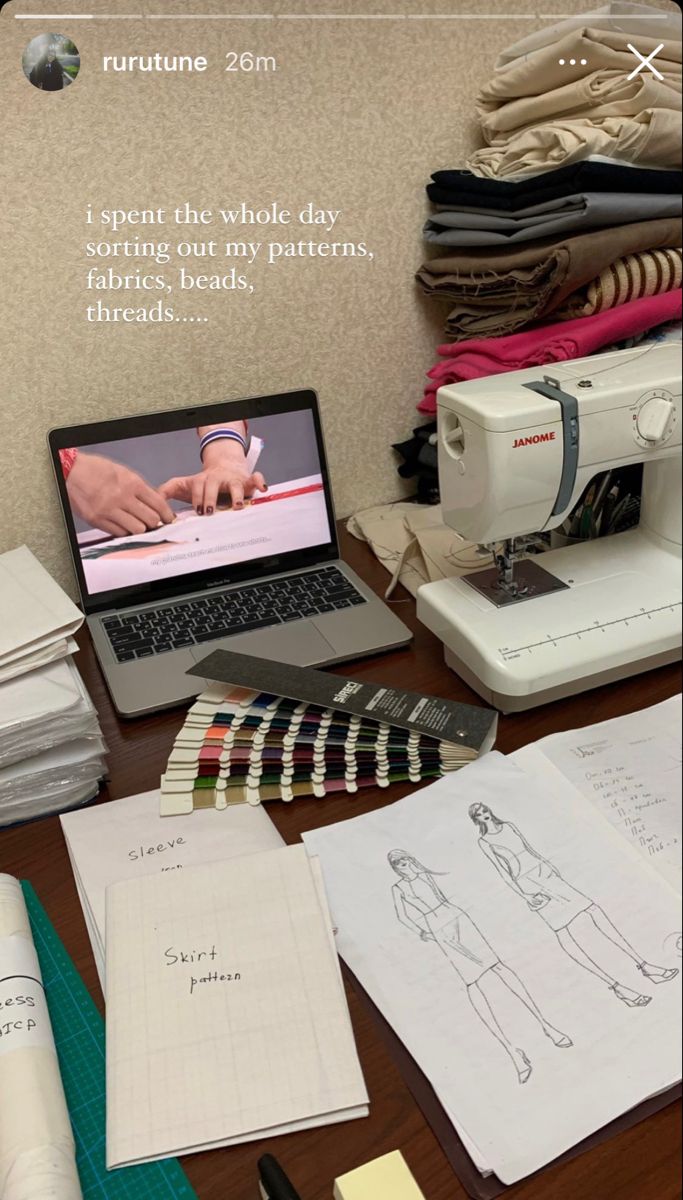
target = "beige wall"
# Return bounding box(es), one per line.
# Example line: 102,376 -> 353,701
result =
1,0 -> 678,595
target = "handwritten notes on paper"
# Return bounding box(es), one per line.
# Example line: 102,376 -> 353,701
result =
0,935 -> 51,1055
163,944 -> 242,995
514,696 -> 681,891
60,790 -> 284,987
104,846 -> 368,1168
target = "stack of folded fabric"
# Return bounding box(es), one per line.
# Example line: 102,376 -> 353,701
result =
417,211 -> 681,342
470,4 -> 682,180
419,295 -> 682,414
424,163 -> 682,248
414,1 -> 682,416
0,546 -> 106,826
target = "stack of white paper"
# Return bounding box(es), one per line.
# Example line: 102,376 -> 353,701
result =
0,548 -> 105,826
61,788 -> 285,987
105,845 -> 369,1166
0,657 -> 101,768
0,737 -> 106,827
0,546 -> 83,682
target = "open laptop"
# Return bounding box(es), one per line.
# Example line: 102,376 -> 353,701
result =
49,389 -> 412,717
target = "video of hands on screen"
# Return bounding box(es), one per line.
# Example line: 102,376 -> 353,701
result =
59,408 -> 331,595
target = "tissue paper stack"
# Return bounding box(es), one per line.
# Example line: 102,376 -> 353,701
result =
0,547 -> 106,826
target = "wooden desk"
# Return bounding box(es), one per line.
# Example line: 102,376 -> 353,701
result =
1,528 -> 680,1200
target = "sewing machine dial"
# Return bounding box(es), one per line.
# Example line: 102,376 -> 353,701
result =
633,389 -> 677,448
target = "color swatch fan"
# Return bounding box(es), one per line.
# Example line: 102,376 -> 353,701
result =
161,651 -> 497,815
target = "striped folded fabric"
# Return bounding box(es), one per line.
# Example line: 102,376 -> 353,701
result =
557,247 -> 682,320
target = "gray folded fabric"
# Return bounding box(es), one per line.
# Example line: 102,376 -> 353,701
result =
424,192 -> 683,246
416,216 -> 683,340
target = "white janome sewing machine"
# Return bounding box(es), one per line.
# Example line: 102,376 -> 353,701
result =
417,343 -> 682,711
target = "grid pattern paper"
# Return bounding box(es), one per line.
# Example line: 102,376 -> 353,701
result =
105,846 -> 368,1167
21,881 -> 197,1200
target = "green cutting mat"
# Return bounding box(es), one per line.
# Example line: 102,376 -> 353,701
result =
21,881 -> 198,1200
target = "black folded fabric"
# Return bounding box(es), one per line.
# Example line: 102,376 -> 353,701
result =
393,423 -> 440,504
427,162 -> 683,212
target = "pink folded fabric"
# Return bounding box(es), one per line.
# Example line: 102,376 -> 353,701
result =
418,289 -> 682,413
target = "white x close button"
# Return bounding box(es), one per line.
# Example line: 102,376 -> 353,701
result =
627,42 -> 665,80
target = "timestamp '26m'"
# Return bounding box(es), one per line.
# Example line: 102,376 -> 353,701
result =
225,51 -> 277,73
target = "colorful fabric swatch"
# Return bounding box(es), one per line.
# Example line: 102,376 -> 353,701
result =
160,685 -> 466,816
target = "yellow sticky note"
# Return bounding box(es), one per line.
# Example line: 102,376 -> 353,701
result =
333,1151 -> 425,1200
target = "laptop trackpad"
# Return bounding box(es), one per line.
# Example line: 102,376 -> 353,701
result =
189,620 -> 334,671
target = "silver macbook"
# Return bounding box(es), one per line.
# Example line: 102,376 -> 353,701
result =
49,389 -> 412,717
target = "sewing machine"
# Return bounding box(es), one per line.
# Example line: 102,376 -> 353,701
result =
416,343 -> 682,712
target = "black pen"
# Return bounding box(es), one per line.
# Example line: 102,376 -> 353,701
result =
258,1154 -> 302,1200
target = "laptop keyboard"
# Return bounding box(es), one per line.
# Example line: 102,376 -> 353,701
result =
102,566 -> 367,663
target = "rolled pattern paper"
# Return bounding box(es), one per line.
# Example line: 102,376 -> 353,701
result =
0,875 -> 82,1200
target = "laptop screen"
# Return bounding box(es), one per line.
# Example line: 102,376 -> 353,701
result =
49,392 -> 337,612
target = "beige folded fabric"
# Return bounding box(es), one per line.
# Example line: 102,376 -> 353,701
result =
495,2 -> 682,69
478,71 -> 681,142
416,216 -> 682,340
467,108 -> 682,179
479,27 -> 681,106
347,502 -> 486,597
557,247 -> 683,319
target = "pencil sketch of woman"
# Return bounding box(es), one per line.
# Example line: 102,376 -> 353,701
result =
469,804 -> 679,1009
388,850 -> 572,1085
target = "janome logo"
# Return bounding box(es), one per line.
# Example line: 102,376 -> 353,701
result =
513,431 -> 557,448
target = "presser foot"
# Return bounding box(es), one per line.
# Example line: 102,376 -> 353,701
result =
462,559 -> 569,608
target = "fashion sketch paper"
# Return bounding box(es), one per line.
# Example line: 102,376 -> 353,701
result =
302,753 -> 682,1184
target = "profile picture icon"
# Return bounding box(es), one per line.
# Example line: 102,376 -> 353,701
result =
22,33 -> 80,92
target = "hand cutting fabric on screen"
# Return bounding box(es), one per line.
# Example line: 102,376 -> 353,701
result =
60,449 -> 175,536
158,422 -> 267,515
